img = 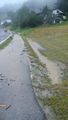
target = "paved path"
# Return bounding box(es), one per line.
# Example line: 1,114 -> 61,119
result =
0,34 -> 46,120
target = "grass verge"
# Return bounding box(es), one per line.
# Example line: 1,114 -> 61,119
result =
21,23 -> 68,80
39,81 -> 68,120
21,24 -> 68,63
0,36 -> 12,50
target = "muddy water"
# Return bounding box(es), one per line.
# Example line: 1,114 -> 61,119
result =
0,35 -> 46,120
28,39 -> 64,84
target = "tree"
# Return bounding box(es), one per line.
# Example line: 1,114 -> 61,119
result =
42,6 -> 50,16
12,6 -> 43,28
42,6 -> 52,24
27,11 -> 43,27
57,0 -> 68,15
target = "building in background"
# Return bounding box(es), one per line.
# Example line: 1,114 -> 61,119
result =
0,19 -> 12,26
52,9 -> 66,24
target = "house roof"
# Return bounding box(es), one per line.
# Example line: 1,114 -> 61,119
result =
52,9 -> 63,15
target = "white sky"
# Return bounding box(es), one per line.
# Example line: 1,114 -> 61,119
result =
0,0 -> 57,7
0,0 -> 28,7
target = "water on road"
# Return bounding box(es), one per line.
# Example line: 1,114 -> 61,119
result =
0,34 -> 46,120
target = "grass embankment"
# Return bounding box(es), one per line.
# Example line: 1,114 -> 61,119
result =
39,81 -> 68,120
21,23 -> 68,120
0,36 -> 12,50
21,24 -> 68,63
21,24 -> 68,80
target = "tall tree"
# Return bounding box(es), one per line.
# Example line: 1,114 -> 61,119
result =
13,6 -> 43,28
42,6 -> 50,16
57,0 -> 68,15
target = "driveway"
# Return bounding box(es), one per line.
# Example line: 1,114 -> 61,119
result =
0,34 -> 46,120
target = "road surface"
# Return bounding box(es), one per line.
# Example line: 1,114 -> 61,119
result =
0,34 -> 46,120
0,29 -> 11,43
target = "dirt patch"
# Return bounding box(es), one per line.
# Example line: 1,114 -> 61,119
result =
28,39 -> 65,84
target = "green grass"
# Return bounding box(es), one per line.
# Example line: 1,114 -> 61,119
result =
0,37 -> 12,50
47,96 -> 68,120
21,24 -> 68,64
39,81 -> 68,120
24,39 -> 37,58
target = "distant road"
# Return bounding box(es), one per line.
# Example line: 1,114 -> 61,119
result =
0,29 -> 11,43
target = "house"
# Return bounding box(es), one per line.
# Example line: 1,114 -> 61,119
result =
52,9 -> 66,24
0,19 -> 12,26
35,9 -> 66,24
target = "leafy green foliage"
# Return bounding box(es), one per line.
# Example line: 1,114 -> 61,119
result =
12,6 -> 43,28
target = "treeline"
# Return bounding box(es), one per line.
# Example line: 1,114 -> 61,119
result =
57,0 -> 68,16
14,7 -> 43,28
8,6 -> 52,28
8,0 -> 68,28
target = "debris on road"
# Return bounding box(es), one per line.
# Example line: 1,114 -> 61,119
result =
0,104 -> 11,110
5,105 -> 11,110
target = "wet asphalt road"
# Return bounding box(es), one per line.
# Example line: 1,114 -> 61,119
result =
0,29 -> 11,42
0,34 -> 46,120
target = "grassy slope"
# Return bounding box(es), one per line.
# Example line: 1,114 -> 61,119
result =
21,24 -> 68,64
39,81 -> 68,120
21,23 -> 68,120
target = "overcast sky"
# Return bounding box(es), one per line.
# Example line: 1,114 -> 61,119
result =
0,0 -> 28,7
0,0 -> 57,8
